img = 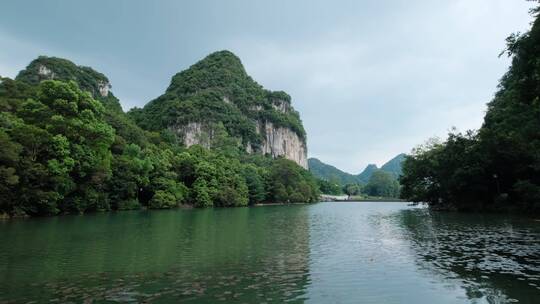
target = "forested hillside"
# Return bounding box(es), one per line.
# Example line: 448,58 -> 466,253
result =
308,155 -> 405,198
380,153 -> 406,179
0,53 -> 319,217
400,8 -> 540,213
128,51 -> 308,168
308,158 -> 359,185
309,154 -> 406,185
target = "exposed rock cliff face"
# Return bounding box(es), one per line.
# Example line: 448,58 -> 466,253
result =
271,98 -> 291,114
130,50 -> 309,169
257,121 -> 308,169
38,64 -> 55,78
172,119 -> 308,169
97,81 -> 111,97
174,122 -> 211,149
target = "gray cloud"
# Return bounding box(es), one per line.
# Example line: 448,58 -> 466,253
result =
0,0 -> 534,172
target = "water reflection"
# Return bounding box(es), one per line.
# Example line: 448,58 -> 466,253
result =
397,208 -> 540,304
0,206 -> 311,303
1,203 -> 539,303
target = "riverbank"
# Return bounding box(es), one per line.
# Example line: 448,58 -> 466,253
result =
253,202 -> 314,207
320,194 -> 405,202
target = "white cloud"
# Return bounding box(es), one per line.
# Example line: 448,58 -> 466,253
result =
226,1 -> 533,172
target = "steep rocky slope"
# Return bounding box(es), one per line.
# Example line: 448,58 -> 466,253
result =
128,51 -> 308,168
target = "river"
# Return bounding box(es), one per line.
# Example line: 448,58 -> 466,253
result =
0,202 -> 539,303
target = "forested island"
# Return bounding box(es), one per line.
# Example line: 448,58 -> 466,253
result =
0,51 -> 321,217
399,8 -> 540,213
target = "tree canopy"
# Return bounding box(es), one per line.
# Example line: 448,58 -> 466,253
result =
0,53 -> 320,217
400,8 -> 540,213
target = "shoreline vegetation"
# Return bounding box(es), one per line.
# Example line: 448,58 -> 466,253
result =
320,194 -> 405,202
399,7 -> 540,214
0,52 -> 321,218
3,6 -> 540,218
0,199 -> 406,221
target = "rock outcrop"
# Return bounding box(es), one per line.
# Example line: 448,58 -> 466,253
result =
17,56 -> 113,99
172,119 -> 308,169
131,50 -> 309,169
37,64 -> 55,78
256,121 -> 307,168
97,80 -> 111,97
174,122 -> 211,149
16,56 -> 123,112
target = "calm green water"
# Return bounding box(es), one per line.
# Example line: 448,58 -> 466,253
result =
0,202 -> 539,303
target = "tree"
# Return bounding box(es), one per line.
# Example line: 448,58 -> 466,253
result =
0,80 -> 114,215
268,158 -> 320,203
242,164 -> 266,204
364,171 -> 399,198
317,179 -> 342,195
400,6 -> 540,213
108,144 -> 152,210
343,183 -> 361,197
0,53 -> 321,217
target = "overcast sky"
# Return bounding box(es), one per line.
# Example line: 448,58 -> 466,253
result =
0,0 -> 535,173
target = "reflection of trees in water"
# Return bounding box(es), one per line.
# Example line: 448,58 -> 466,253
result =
0,207 -> 312,303
396,209 -> 540,304
181,206 -> 312,303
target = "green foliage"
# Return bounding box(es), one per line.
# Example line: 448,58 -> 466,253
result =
16,56 -> 123,112
380,153 -> 406,179
242,164 -> 266,205
400,7 -> 540,213
128,50 -> 306,149
308,158 -> 359,185
343,183 -> 362,196
309,155 -> 405,186
317,179 -> 342,195
357,164 -> 379,184
149,190 -> 179,209
0,80 -> 114,215
364,171 -> 400,198
0,129 -> 22,213
268,158 -> 320,204
108,144 -> 150,210
192,178 -> 212,208
0,53 -> 319,217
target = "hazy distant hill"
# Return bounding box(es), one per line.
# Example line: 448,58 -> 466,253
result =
357,164 -> 379,184
308,158 -> 359,185
309,153 -> 407,185
380,153 -> 406,178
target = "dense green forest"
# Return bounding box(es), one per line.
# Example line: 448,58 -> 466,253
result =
400,7 -> 540,213
128,50 -> 305,150
309,154 -> 404,198
0,53 -> 320,217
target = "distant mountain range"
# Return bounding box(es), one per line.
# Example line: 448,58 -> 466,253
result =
308,153 -> 406,185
